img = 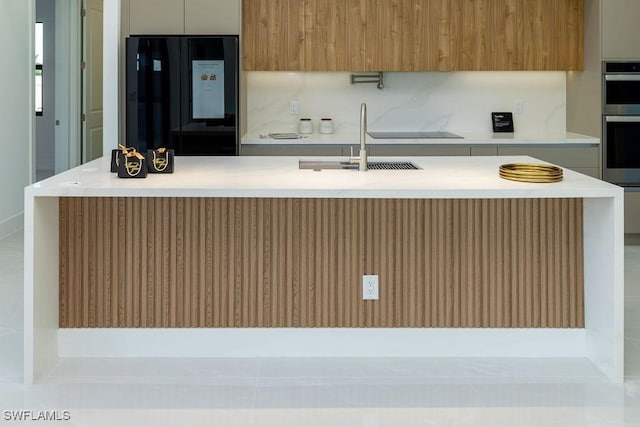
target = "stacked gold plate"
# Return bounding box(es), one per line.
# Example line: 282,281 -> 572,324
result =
499,163 -> 563,183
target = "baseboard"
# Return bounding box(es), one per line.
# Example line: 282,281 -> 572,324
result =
58,328 -> 586,358
0,212 -> 23,240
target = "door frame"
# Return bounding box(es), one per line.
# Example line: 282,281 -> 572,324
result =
53,0 -> 119,168
54,0 -> 82,173
81,0 -> 105,163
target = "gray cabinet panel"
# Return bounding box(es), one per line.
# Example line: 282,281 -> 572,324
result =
602,0 -> 640,59
367,145 -> 471,156
567,167 -> 600,179
129,0 -> 184,35
185,0 -> 240,35
241,145 -> 344,156
471,146 -> 498,156
129,0 -> 240,35
497,146 -> 599,168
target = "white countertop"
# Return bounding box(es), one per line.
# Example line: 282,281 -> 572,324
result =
242,132 -> 599,146
26,155 -> 620,199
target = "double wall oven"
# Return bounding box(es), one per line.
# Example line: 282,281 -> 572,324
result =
603,61 -> 640,186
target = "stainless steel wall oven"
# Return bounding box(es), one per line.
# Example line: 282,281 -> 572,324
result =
603,61 -> 640,186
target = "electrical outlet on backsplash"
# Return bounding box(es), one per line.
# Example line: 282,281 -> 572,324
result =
246,71 -> 567,136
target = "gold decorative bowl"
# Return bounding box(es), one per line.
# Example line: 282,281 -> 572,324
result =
499,163 -> 563,183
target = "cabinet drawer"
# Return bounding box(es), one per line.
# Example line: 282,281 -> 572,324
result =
241,145 -> 343,156
497,146 -> 599,168
471,146 -> 498,156
568,167 -> 600,179
368,145 -> 471,157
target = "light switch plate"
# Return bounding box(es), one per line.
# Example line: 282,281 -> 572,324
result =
289,100 -> 300,115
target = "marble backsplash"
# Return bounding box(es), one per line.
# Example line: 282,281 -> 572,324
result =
246,71 -> 566,136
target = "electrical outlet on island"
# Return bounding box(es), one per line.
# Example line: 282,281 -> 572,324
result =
363,275 -> 379,300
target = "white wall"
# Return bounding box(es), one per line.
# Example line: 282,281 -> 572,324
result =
247,72 -> 567,136
0,0 -> 34,238
103,0 -> 120,158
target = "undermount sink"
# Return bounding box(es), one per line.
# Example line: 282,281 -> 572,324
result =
298,160 -> 420,170
368,161 -> 419,170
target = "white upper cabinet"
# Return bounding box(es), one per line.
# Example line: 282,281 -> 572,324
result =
128,0 -> 240,35
129,0 -> 184,35
601,0 -> 640,59
185,0 -> 240,35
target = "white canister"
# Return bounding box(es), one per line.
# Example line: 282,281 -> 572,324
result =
319,118 -> 334,134
298,118 -> 313,134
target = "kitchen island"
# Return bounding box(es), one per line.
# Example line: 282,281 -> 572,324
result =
24,155 -> 624,384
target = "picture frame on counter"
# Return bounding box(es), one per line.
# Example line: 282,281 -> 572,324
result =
492,112 -> 514,133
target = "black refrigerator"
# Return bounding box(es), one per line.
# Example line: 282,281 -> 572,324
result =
126,36 -> 239,156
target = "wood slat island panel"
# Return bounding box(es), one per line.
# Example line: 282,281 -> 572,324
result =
59,197 -> 584,328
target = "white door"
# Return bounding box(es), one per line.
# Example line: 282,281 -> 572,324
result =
82,0 -> 103,163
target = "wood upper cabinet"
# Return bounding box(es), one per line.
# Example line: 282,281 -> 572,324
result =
356,0 -> 452,71
305,0 -> 348,70
517,0 -> 583,71
454,0 -> 518,70
242,0 -> 348,71
242,0 -> 290,70
242,0 -> 583,71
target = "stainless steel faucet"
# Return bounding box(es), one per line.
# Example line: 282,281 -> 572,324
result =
349,103 -> 368,171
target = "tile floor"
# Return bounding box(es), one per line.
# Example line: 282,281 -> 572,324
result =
0,230 -> 639,426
